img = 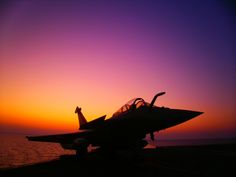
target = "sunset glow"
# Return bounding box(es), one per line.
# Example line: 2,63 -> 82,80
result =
0,0 -> 235,139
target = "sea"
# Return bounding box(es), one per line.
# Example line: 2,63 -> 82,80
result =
0,134 -> 234,169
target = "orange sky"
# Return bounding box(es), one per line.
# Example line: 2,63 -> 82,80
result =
0,0 -> 235,139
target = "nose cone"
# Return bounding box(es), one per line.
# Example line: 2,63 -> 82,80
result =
168,109 -> 203,127
179,110 -> 203,122
152,108 -> 203,129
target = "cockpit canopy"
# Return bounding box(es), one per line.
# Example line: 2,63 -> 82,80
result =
112,98 -> 148,117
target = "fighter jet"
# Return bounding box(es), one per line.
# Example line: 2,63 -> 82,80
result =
27,92 -> 203,155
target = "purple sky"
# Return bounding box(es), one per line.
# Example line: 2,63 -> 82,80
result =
0,0 -> 235,138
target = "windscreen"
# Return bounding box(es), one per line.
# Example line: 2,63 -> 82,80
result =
112,98 -> 147,117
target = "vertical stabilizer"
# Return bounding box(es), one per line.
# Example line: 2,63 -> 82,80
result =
75,106 -> 87,129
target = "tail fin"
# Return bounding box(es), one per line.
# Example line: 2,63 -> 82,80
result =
75,106 -> 87,129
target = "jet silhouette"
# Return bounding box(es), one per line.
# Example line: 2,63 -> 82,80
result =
27,92 -> 203,155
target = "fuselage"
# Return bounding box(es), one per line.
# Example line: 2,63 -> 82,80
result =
81,106 -> 202,149
27,92 -> 203,152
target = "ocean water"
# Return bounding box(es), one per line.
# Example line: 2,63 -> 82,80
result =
0,134 -> 234,169
0,134 -> 74,169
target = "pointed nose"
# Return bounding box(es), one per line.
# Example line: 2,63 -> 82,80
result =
150,107 -> 203,130
161,109 -> 203,128
173,109 -> 203,124
182,110 -> 203,121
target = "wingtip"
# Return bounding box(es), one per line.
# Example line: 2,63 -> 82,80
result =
26,136 -> 31,140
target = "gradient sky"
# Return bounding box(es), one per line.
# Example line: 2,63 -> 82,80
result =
0,0 -> 235,138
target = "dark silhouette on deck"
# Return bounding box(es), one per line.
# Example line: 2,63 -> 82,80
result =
27,92 -> 203,155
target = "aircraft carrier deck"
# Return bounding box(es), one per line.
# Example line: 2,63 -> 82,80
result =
1,143 -> 235,177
